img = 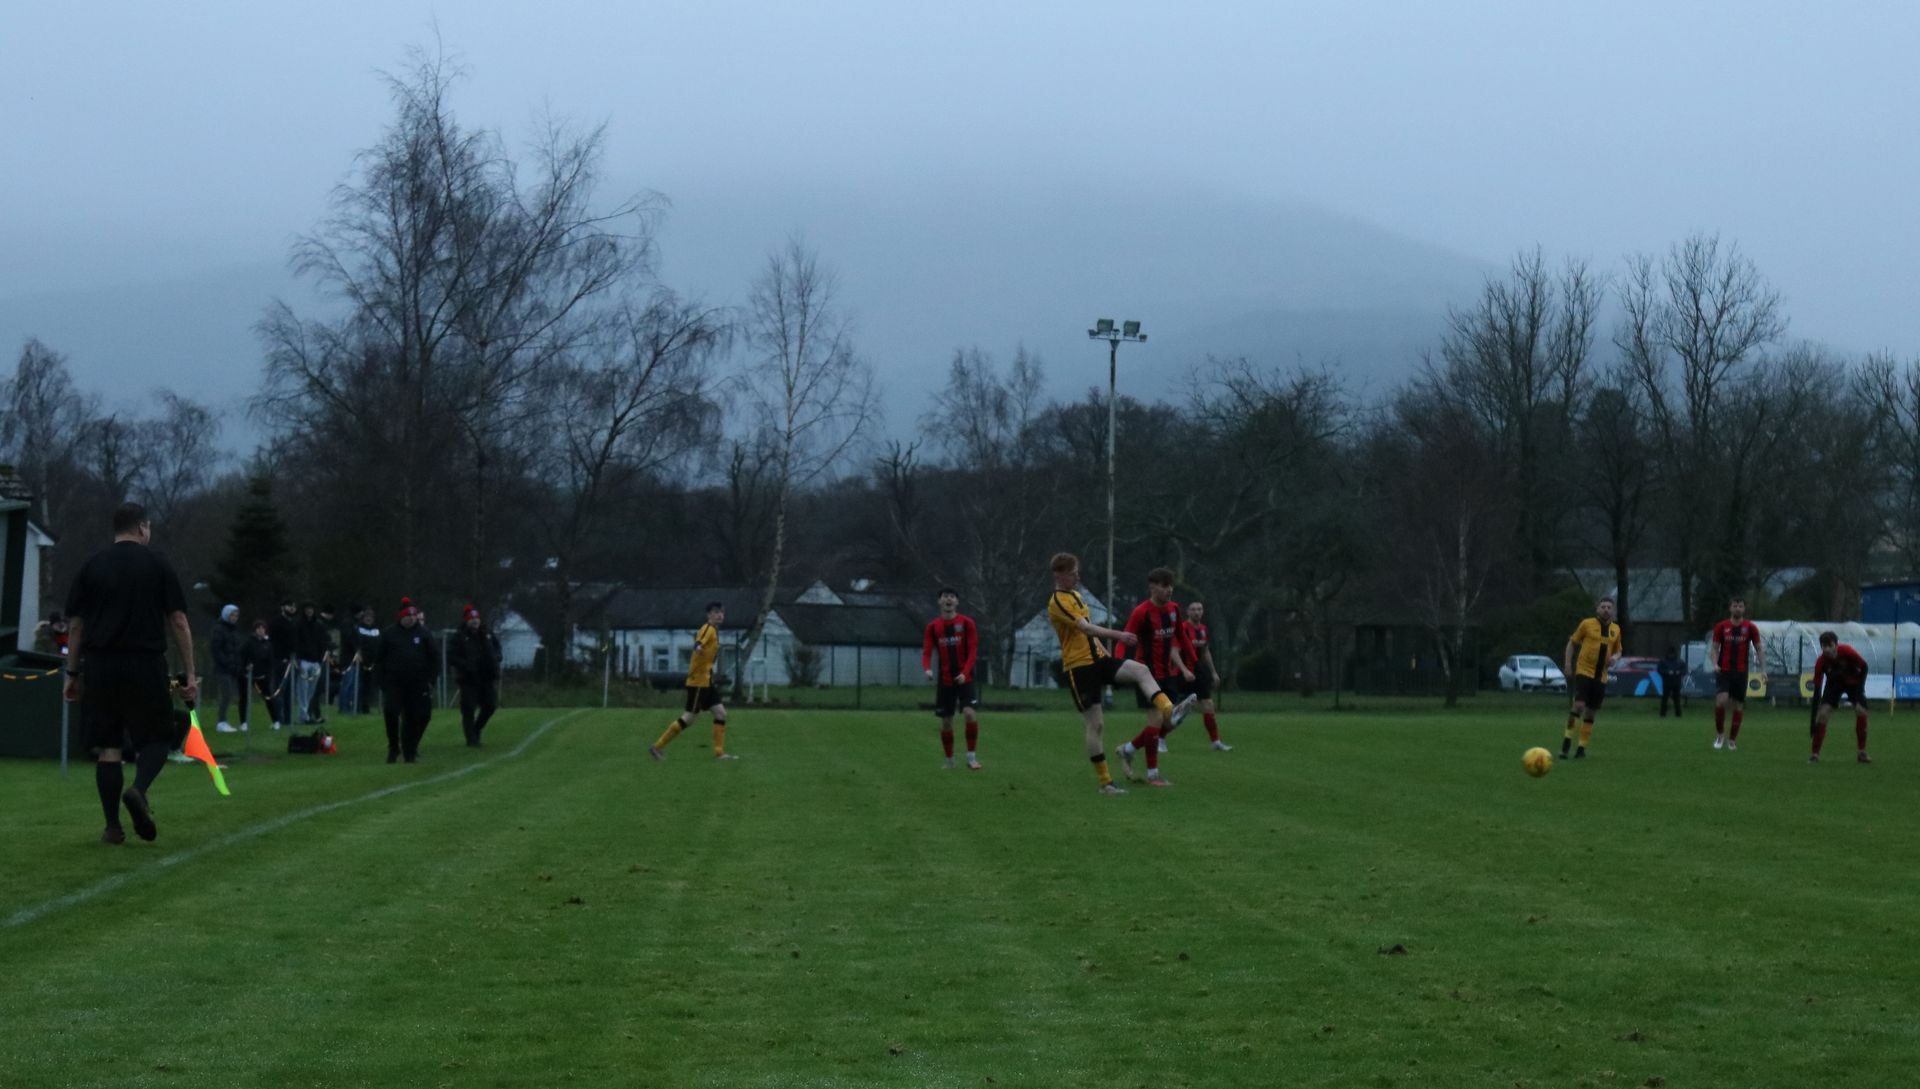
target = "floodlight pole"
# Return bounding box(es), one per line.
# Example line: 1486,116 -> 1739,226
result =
1087,320 -> 1147,659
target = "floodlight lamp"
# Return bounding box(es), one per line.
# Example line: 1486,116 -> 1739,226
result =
1122,320 -> 1140,337
1095,318 -> 1114,334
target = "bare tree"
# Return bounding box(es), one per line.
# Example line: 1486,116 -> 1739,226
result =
533,292 -> 729,660
1423,249 -> 1602,592
1862,352 -> 1920,573
1617,233 -> 1787,627
256,48 -> 656,590
737,238 -> 878,669
920,345 -> 1057,682
0,338 -> 97,529
1574,371 -> 1655,629
136,391 -> 222,535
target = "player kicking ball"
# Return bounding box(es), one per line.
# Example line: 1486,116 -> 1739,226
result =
1809,631 -> 1872,765
1046,553 -> 1180,794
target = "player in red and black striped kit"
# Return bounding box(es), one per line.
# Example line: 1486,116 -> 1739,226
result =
1113,568 -> 1198,785
922,588 -> 982,769
1810,631 -> 1873,764
1181,601 -> 1232,751
1709,596 -> 1765,751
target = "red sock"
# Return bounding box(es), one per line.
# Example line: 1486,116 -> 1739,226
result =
1729,710 -> 1743,741
1812,724 -> 1828,755
1203,713 -> 1219,742
1143,727 -> 1160,770
940,729 -> 954,758
1714,705 -> 1725,734
964,721 -> 979,752
1856,715 -> 1869,751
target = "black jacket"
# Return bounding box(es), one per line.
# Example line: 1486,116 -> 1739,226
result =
241,634 -> 273,678
211,619 -> 245,674
267,611 -> 298,660
295,614 -> 330,662
449,626 -> 503,684
1657,655 -> 1687,680
373,623 -> 439,685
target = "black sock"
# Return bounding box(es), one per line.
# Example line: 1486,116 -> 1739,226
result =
96,760 -> 125,826
133,743 -> 168,794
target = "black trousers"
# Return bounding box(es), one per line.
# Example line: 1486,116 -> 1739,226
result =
1659,681 -> 1684,717
382,680 -> 434,757
459,679 -> 499,744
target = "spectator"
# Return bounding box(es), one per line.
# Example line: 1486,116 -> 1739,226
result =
266,599 -> 298,728
372,597 -> 438,763
243,619 -> 276,723
293,601 -> 328,725
210,604 -> 248,733
449,605 -> 503,747
1658,646 -> 1688,719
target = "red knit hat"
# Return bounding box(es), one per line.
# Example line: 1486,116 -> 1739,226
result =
399,596 -> 419,618
463,604 -> 479,621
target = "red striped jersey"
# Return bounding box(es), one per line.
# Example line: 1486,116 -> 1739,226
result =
1712,619 -> 1761,672
922,615 -> 978,685
1813,644 -> 1868,689
1122,599 -> 1185,679
1180,619 -> 1207,666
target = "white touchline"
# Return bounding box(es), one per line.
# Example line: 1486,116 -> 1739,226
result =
2,709 -> 588,931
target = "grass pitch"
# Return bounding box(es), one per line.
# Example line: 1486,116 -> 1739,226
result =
3,697 -> 1917,1087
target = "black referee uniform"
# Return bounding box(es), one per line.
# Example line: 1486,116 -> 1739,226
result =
373,603 -> 439,763
63,504 -> 196,845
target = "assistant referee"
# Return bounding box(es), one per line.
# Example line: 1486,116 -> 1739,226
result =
63,502 -> 198,844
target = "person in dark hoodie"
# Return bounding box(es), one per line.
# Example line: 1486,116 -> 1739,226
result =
210,604 -> 248,733
265,599 -> 298,728
372,597 -> 439,763
449,604 -> 503,747
293,601 -> 329,725
243,619 -> 276,721
1657,645 -> 1688,719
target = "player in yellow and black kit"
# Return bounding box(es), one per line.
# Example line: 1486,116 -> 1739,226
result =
649,602 -> 737,761
1046,552 -> 1179,795
1560,595 -> 1622,760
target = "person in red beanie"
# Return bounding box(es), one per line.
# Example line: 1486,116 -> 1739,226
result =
370,597 -> 439,763
449,605 -> 503,747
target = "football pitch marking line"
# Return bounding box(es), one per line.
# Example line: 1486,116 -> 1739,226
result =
2,708 -> 588,931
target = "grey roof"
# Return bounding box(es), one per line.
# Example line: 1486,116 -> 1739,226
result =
777,603 -> 924,647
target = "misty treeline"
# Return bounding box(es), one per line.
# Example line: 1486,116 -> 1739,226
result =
7,56 -> 1920,698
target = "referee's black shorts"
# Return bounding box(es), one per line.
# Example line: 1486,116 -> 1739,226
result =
81,652 -> 173,755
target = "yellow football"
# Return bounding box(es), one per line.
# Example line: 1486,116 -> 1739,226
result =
1522,746 -> 1553,778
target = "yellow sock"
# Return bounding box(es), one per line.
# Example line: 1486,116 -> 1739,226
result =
1095,756 -> 1113,786
1152,692 -> 1174,714
1579,722 -> 1594,747
712,722 -> 727,755
655,721 -> 684,749
1564,716 -> 1577,740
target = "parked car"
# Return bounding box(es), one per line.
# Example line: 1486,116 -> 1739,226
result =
1499,655 -> 1567,692
1606,656 -> 1664,697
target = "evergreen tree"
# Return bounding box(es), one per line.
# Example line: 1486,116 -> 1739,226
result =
212,476 -> 292,615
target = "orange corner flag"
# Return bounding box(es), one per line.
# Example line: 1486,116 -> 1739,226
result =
183,712 -> 231,796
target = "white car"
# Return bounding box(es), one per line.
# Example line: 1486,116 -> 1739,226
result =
1499,655 -> 1567,692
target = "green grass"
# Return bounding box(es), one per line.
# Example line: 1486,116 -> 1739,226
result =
3,696 -> 1917,1087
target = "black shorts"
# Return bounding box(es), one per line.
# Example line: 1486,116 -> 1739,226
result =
933,682 -> 979,718
1572,675 -> 1606,710
683,685 -> 722,714
1135,673 -> 1187,708
1189,670 -> 1215,700
1717,670 -> 1750,702
1065,658 -> 1125,712
1819,680 -> 1867,708
81,653 -> 174,755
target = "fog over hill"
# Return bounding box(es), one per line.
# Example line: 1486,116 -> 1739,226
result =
0,177 -> 1497,454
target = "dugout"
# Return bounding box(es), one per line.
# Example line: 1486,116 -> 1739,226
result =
0,650 -> 72,759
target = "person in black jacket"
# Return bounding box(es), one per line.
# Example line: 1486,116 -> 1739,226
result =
266,599 -> 298,728
1657,646 -> 1688,719
373,597 -> 439,763
242,619 -> 276,720
293,601 -> 329,725
449,605 -> 504,747
210,604 -> 248,732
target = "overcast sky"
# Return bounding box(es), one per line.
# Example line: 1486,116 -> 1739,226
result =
5,2 -> 1918,448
